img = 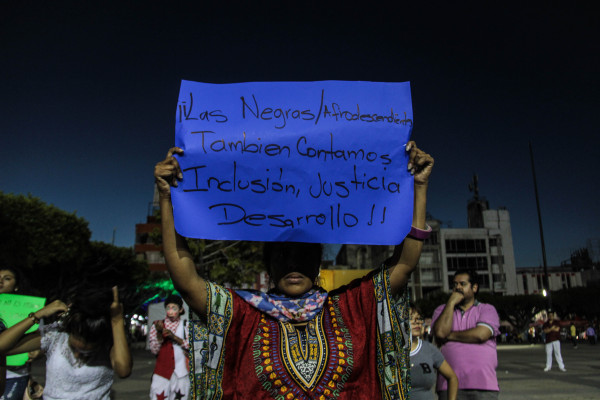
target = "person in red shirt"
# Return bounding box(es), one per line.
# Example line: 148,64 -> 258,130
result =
542,310 -> 566,372
153,141 -> 434,399
148,295 -> 189,400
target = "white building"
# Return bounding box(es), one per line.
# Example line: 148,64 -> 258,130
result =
336,177 -> 519,299
410,209 -> 518,298
336,203 -> 519,299
516,267 -> 583,295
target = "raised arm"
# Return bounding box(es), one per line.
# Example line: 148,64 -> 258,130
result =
0,300 -> 67,356
434,298 -> 497,343
109,286 -> 132,378
388,141 -> 434,294
148,321 -> 163,355
155,147 -> 208,319
432,293 -> 463,340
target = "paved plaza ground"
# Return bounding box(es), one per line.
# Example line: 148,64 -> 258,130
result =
30,341 -> 600,399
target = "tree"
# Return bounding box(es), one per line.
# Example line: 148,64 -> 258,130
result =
552,284 -> 600,320
569,247 -> 594,270
0,192 -> 90,271
78,241 -> 150,314
0,192 -> 91,295
190,239 -> 264,288
478,293 -> 546,334
0,192 -> 150,314
150,211 -> 265,288
415,290 -> 449,318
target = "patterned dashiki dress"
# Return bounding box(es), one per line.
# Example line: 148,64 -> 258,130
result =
188,267 -> 411,399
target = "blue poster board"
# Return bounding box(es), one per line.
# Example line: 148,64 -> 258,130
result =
172,80 -> 414,244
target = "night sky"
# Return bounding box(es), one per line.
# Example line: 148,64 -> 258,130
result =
1,3 -> 598,267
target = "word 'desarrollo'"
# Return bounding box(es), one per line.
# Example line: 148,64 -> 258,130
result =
207,202 -> 388,230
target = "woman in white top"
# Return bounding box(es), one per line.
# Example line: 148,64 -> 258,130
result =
0,286 -> 132,400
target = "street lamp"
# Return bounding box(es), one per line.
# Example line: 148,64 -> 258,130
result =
529,142 -> 552,310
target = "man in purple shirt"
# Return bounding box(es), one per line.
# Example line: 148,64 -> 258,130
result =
432,269 -> 500,400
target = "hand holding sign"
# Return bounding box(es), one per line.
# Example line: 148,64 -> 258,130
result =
0,294 -> 46,366
406,141 -> 434,186
155,147 -> 184,197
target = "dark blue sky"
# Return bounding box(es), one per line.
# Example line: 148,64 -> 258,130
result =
1,3 -> 598,267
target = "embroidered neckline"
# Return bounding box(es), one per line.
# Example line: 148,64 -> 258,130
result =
253,296 -> 353,399
279,316 -> 328,390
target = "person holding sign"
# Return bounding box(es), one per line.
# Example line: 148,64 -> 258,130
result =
0,319 -> 5,397
155,140 -> 433,399
0,287 -> 132,400
0,266 -> 34,400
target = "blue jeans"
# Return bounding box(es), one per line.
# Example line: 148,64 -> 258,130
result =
1,375 -> 28,400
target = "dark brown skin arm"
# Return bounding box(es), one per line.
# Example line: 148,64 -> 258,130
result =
109,286 -> 133,378
0,300 -> 67,356
433,292 -> 464,340
388,141 -> 434,294
446,326 -> 493,343
438,360 -> 459,400
155,147 -> 208,320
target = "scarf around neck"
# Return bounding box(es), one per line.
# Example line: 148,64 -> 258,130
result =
235,287 -> 328,322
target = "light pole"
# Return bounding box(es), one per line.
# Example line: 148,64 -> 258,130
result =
529,141 -> 552,310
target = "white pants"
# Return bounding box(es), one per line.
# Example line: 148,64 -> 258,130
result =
545,340 -> 565,369
149,373 -> 190,400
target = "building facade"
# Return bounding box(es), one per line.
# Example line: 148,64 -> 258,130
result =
438,207 -> 518,295
134,190 -> 166,272
335,195 -> 519,299
516,266 -> 583,294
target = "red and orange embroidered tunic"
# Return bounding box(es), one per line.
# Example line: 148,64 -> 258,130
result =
189,269 -> 410,400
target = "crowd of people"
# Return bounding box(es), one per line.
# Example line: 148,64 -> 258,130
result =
1,140 -> 597,400
0,267 -> 132,400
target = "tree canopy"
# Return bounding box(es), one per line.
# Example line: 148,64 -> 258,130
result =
0,192 -> 148,313
0,192 -> 90,271
149,210 -> 265,288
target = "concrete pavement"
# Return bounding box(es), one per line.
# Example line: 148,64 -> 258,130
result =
30,341 -> 600,399
495,342 -> 600,399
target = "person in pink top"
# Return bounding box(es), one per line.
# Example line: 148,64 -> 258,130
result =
432,270 -> 500,400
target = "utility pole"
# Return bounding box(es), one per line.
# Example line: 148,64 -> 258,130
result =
529,141 -> 552,309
